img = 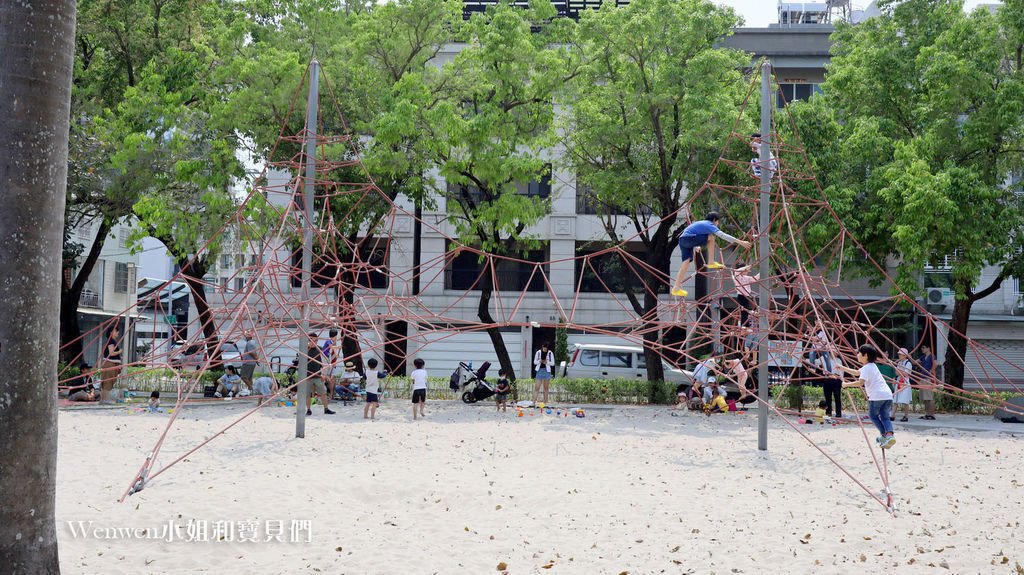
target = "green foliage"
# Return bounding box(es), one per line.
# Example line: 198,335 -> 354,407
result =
379,0 -> 569,252
556,378 -> 677,404
800,1 -> 1024,295
564,0 -> 750,223
554,321 -> 569,367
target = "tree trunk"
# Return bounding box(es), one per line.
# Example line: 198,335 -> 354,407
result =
180,260 -> 221,367
338,276 -> 364,377
59,292 -> 84,364
641,285 -> 665,401
478,266 -> 516,381
944,295 -> 973,390
59,219 -> 112,364
0,0 -> 76,572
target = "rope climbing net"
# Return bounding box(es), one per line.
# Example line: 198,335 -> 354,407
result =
59,62 -> 1024,513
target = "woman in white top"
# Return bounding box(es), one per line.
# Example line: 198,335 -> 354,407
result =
842,344 -> 895,449
892,348 -> 913,422
533,343 -> 555,404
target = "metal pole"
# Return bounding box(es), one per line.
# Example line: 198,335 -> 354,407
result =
296,60 -> 320,438
757,62 -> 772,451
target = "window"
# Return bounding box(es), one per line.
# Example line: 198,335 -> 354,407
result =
118,228 -> 130,249
515,164 -> 552,199
1014,277 -> 1024,296
249,254 -> 259,266
445,243 -> 550,292
220,277 -> 229,290
575,242 -> 650,293
221,254 -> 232,268
77,220 -> 93,241
576,182 -> 624,216
114,262 -> 129,293
580,349 -> 600,366
636,353 -> 647,369
601,351 -> 632,368
447,166 -> 553,211
447,249 -> 485,291
288,239 -> 389,289
235,277 -> 245,291
777,83 -> 822,107
236,254 -> 245,268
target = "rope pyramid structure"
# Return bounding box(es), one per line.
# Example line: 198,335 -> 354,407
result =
57,62 -> 1024,512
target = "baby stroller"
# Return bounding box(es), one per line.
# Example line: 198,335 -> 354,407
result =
449,361 -> 495,404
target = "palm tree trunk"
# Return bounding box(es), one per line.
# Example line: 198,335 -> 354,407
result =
0,1 -> 77,572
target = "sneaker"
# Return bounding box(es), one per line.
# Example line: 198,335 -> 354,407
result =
900,416 -> 909,422
324,408 -> 336,415
214,392 -> 223,398
671,288 -> 688,297
881,435 -> 896,449
706,262 -> 725,270
875,435 -> 884,445
925,415 -> 936,420
306,409 -> 312,416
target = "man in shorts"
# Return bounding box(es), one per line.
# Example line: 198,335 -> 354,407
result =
670,212 -> 751,298
915,344 -> 938,420
304,332 -> 335,416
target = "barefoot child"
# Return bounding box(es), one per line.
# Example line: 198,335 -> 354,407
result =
495,369 -> 511,412
410,358 -> 427,420
842,344 -> 895,449
364,358 -> 385,420
670,212 -> 752,298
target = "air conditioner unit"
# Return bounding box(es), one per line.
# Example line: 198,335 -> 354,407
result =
925,287 -> 955,309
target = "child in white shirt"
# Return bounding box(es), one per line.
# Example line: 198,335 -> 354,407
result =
843,344 -> 895,449
364,358 -> 386,421
410,358 -> 427,420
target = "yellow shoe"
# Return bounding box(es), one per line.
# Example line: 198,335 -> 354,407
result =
671,288 -> 688,297
706,262 -> 725,270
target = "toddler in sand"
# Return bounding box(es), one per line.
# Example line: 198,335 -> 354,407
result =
495,370 -> 511,412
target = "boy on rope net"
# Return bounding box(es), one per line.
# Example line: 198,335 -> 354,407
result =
670,211 -> 751,298
842,344 -> 895,449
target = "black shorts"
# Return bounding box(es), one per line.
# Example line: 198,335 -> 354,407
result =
411,389 -> 426,404
366,392 -> 379,403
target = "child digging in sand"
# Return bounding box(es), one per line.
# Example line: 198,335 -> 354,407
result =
842,344 -> 895,449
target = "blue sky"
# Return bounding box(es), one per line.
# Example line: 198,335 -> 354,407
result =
713,1 -> 1001,28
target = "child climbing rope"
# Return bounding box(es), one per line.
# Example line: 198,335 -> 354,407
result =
749,132 -> 778,179
670,211 -> 752,298
842,344 -> 895,449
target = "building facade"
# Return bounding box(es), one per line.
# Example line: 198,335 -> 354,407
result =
70,218 -> 140,365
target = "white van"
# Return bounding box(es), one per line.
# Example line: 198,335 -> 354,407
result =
564,343 -> 694,387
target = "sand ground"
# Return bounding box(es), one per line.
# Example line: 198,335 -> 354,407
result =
57,400 -> 1024,574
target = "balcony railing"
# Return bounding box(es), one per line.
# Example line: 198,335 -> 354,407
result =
79,288 -> 100,308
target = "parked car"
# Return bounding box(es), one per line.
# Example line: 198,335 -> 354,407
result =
564,343 -> 696,388
169,339 -> 242,370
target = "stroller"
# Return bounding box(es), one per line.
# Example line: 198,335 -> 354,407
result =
449,361 -> 495,404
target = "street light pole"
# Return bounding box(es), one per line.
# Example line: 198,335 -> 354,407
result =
296,59 -> 319,439
757,61 -> 772,451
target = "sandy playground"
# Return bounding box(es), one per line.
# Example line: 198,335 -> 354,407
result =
57,399 -> 1024,575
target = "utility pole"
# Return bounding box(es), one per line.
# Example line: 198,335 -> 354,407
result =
757,61 -> 772,451
296,59 -> 319,439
